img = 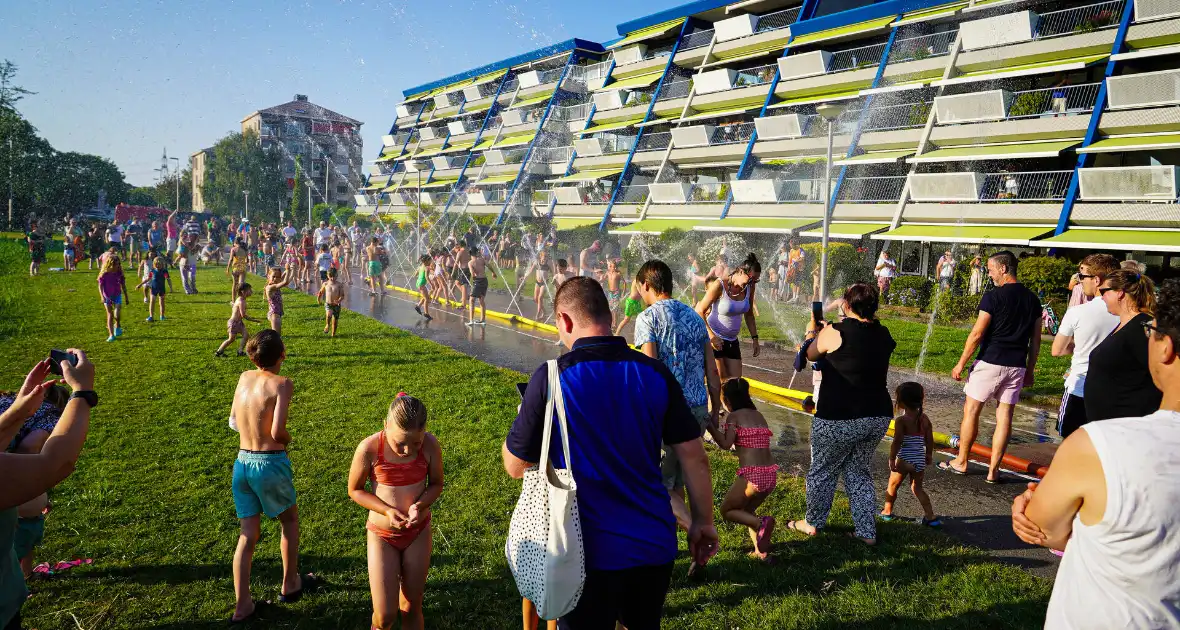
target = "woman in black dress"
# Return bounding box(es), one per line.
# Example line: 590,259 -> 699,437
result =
1084,269 -> 1161,423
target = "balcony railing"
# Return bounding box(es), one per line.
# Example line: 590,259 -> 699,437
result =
839,176 -> 908,202
1035,0 -> 1123,39
860,101 -> 933,131
435,155 -> 467,169
481,188 -> 510,204
679,29 -> 715,51
536,145 -> 575,163
688,182 -> 730,203
979,170 -> 1073,201
1005,82 -> 1101,119
828,42 -> 888,74
709,122 -> 756,145
888,30 -> 958,64
657,78 -> 693,100
536,67 -> 565,85
552,102 -> 594,122
617,185 -> 650,204
636,132 -> 673,152
773,179 -> 827,203
735,63 -> 778,87
800,111 -> 861,138
501,77 -> 520,93
389,132 -> 414,146
624,90 -> 657,107
569,61 -> 611,84
755,6 -> 802,33
532,189 -> 553,205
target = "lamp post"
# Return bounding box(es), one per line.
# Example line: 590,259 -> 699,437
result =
814,102 -> 847,313
169,157 -> 181,212
307,181 -> 313,227
416,169 -> 422,260
242,190 -> 250,222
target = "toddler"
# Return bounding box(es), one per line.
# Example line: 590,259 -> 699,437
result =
880,382 -> 939,527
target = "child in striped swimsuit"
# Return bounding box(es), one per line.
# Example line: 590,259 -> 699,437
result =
880,382 -> 940,527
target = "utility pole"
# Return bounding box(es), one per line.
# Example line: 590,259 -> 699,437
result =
6,135 -> 12,230
307,181 -> 313,226
243,190 -> 250,222
170,157 -> 180,213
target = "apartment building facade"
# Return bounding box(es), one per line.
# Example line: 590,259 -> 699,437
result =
358,0 -> 1180,274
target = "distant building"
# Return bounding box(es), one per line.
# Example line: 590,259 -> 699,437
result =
241,94 -> 364,208
190,147 -> 213,212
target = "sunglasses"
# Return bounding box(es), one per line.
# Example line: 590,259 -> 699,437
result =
1098,287 -> 1119,296
1078,273 -> 1096,280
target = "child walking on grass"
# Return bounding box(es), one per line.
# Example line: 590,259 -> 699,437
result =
347,393 -> 443,630
317,267 -> 345,337
135,256 -> 173,322
414,255 -> 433,321
227,330 -> 317,623
97,256 -> 128,342
265,267 -> 290,335
705,378 -> 778,561
137,255 -> 152,305
880,382 -> 940,527
216,283 -> 259,358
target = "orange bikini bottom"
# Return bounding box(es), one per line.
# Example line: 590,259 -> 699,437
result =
366,514 -> 431,551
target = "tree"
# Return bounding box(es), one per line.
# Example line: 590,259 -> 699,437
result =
0,61 -> 35,111
152,168 -> 192,211
127,187 -> 157,206
290,156 -> 306,224
202,130 -> 285,222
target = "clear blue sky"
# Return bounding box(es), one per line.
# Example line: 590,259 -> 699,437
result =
4,0 -> 688,187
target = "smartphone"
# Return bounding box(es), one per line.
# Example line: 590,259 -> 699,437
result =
49,349 -> 77,376
811,301 -> 825,326
515,382 -> 529,399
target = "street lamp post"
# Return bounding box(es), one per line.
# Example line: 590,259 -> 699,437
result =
242,190 -> 250,222
169,157 -> 181,212
307,181 -> 313,227
814,102 -> 847,314
416,169 -> 422,260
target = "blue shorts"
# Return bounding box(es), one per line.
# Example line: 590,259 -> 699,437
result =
14,515 -> 45,558
232,450 -> 296,519
104,294 -> 122,306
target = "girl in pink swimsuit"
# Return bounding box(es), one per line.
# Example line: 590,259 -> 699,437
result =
706,378 -> 779,561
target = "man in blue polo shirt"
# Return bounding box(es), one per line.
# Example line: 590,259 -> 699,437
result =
503,276 -> 718,630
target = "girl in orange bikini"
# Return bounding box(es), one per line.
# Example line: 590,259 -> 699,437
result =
347,394 -> 444,630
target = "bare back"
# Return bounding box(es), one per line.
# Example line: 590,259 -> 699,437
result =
231,370 -> 293,451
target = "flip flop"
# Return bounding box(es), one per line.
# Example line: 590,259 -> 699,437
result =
785,520 -> 816,536
229,600 -> 271,624
278,573 -> 321,604
756,516 -> 776,554
878,513 -> 896,522
921,517 -> 943,527
937,461 -> 968,475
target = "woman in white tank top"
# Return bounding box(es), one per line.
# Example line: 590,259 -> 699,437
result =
1012,280 -> 1180,629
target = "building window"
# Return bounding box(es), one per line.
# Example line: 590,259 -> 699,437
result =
337,185 -> 348,194
284,121 -> 306,136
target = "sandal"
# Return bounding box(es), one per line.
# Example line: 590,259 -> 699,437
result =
937,461 -> 968,475
278,573 -> 322,604
756,516 -> 776,554
921,517 -> 943,527
785,520 -> 816,536
878,513 -> 895,522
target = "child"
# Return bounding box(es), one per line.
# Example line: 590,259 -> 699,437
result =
552,259 -> 570,289
466,246 -> 497,327
97,255 -> 128,342
614,283 -> 645,337
178,239 -> 198,295
347,393 -> 443,630
316,244 -> 334,287
62,235 -> 76,272
226,239 -> 249,303
881,382 -> 939,526
137,255 -> 153,304
265,267 -> 290,335
317,267 -> 345,337
705,378 -> 778,561
135,256 -> 173,322
414,255 -> 433,321
216,283 -> 259,357
532,250 -> 549,321
604,259 -> 625,325
227,330 -> 316,622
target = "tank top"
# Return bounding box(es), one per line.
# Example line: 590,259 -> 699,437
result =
816,319 -> 896,420
1045,410 -> 1180,629
707,279 -> 751,341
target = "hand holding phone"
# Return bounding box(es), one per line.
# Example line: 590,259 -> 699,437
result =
811,301 -> 825,327
49,349 -> 78,376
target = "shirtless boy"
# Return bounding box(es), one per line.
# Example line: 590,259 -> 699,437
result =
317,268 -> 345,337
465,246 -> 497,327
227,330 -> 315,622
216,283 -> 260,357
454,242 -> 472,306
365,237 -> 383,296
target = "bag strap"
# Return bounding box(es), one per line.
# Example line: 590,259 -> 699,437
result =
538,359 -> 574,476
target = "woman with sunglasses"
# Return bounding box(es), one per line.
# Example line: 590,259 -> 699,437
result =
696,253 -> 761,380
1083,269 -> 1162,424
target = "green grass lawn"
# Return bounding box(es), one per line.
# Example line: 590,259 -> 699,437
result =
0,240 -> 1051,628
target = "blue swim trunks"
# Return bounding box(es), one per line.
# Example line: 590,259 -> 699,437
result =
232,450 -> 296,519
14,515 -> 45,558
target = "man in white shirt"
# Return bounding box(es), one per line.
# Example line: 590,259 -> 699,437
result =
937,250 -> 955,292
314,221 -> 334,249
281,221 -> 297,242
105,221 -> 124,255
1051,253 -> 1120,437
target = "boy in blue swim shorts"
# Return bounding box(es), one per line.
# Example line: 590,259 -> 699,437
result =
227,330 -> 316,622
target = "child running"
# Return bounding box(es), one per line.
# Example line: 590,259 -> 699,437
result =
97,255 -> 128,342
216,283 -> 259,357
880,382 -> 939,526
135,256 -> 173,322
265,267 -> 290,335
317,268 -> 345,337
414,255 -> 433,321
347,393 -> 443,630
705,378 -> 778,561
365,237 -> 384,296
226,330 -> 317,622
226,239 -> 249,303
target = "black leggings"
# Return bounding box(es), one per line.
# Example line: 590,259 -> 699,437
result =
558,563 -> 673,630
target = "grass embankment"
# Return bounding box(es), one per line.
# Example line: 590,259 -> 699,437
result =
0,239 -> 1050,628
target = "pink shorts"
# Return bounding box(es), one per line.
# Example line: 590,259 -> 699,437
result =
737,464 -> 779,493
964,360 -> 1025,405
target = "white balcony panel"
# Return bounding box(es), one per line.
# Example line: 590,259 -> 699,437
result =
593,90 -> 627,111
715,14 -> 758,42
463,86 -> 482,102
959,11 -> 1038,51
908,172 -> 986,201
1136,0 -> 1180,22
755,113 -> 806,140
430,157 -> 451,170
731,180 -> 782,203
1107,68 -> 1180,110
396,104 -> 417,119
382,134 -> 397,147
671,126 -> 713,148
614,45 -> 648,66
419,192 -> 440,206
502,109 -> 528,127
467,191 -> 490,205
418,127 -> 442,141
553,187 -> 584,204
649,183 -> 693,203
934,90 -> 1013,124
405,160 -> 428,173
694,69 -> 738,95
573,137 -> 605,157
777,51 -> 832,81
447,120 -> 473,135
518,70 -> 543,89
1078,166 -> 1180,201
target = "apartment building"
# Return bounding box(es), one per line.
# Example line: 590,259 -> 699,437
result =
190,147 -> 214,212
359,0 -> 1180,272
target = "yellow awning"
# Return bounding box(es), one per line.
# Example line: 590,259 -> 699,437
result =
607,18 -> 686,50
381,182 -> 402,193
471,173 -> 519,187
1077,134 -> 1180,154
418,177 -> 461,189
492,131 -> 537,149
438,141 -> 476,154
545,168 -> 625,184
593,71 -> 665,92
935,54 -> 1109,87
834,149 -> 915,166
907,139 -> 1080,163
789,16 -> 896,48
472,135 -> 498,152
509,90 -> 556,110
362,176 -> 393,191
892,1 -> 967,26
580,116 -> 646,136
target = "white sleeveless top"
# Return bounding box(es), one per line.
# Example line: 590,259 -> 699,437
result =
1045,410 -> 1180,629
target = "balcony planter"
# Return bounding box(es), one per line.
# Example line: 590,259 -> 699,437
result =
671,125 -> 713,148
715,14 -> 758,43
731,180 -> 783,203
614,44 -> 648,66
649,182 -> 693,203
518,70 -> 543,89
574,137 -> 605,157
908,172 -> 986,201
777,51 -> 832,81
553,187 -> 584,204
693,69 -> 738,95
755,113 -> 806,140
934,90 -> 1013,124
593,89 -> 628,111
1107,68 -> 1180,110
396,103 -> 422,119
960,11 -> 1037,51
1078,166 -> 1180,201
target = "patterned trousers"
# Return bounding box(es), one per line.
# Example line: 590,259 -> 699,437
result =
806,415 -> 891,540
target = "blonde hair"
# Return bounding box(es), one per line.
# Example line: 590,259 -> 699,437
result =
100,255 -> 122,275
1107,269 -> 1156,315
152,256 -> 166,271
386,394 -> 428,431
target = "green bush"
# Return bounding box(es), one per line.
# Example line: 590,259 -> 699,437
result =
1018,255 -> 1074,299
886,275 -> 932,308
1008,92 -> 1047,118
930,290 -> 983,323
798,242 -> 868,299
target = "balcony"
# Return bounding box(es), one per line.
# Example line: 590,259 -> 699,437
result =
552,102 -> 594,122
418,126 -> 448,141
649,182 -> 729,204
469,188 -> 511,205
447,118 -> 480,135
463,82 -> 499,102
519,67 -> 564,89
396,102 -> 428,119
1035,1 -> 1123,39
433,91 -> 464,110
574,133 -> 638,156
860,101 -> 934,131
1078,166 -> 1179,201
908,170 -> 1073,202
535,146 -> 575,164
714,6 -> 800,42
731,178 -> 825,203
569,61 -> 612,86
678,29 -> 716,52
553,183 -> 617,205
694,63 -> 777,94
636,132 -> 673,152
485,147 -> 528,166
501,107 -> 544,127
778,40 -> 887,81
671,122 -> 757,148
616,184 -> 650,205
1107,67 -> 1180,110
839,176 -> 908,202
888,30 -> 959,64
934,83 -> 1100,124
430,155 -> 467,171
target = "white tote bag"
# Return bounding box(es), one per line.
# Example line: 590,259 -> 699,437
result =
505,359 -> 585,620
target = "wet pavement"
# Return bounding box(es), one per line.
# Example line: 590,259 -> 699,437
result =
287,266 -> 1061,579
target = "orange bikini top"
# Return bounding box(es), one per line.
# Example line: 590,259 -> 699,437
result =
371,431 -> 428,487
